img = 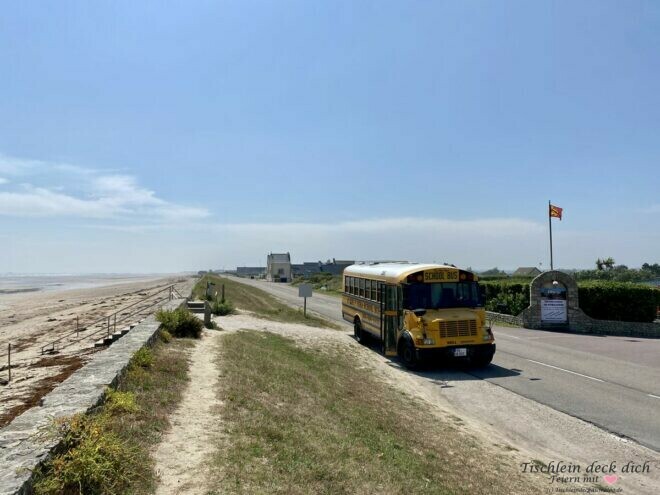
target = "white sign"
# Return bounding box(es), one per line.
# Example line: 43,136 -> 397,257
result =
541,299 -> 567,323
298,284 -> 313,298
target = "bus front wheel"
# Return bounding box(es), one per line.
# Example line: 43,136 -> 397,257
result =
354,319 -> 367,345
398,334 -> 420,370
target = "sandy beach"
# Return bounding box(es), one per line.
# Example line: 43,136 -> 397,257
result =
0,275 -> 195,427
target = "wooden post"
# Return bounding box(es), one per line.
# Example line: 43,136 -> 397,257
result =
7,343 -> 11,382
114,314 -> 117,333
304,297 -> 307,317
107,316 -> 111,336
222,284 -> 225,303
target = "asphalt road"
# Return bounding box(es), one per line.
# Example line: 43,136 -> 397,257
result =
229,276 -> 660,452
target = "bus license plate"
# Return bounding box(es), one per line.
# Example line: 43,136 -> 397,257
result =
453,348 -> 467,357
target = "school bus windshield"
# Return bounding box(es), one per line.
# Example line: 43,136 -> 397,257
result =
403,281 -> 482,309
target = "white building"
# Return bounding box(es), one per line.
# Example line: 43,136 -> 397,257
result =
266,252 -> 292,282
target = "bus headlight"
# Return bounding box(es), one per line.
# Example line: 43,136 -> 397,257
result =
423,338 -> 435,345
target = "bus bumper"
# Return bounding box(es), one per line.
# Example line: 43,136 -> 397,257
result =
416,343 -> 496,363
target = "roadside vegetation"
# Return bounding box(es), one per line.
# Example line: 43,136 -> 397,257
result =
479,260 -> 660,283
209,330 -> 544,495
483,279 -> 660,322
194,275 -> 337,328
291,272 -> 343,296
156,307 -> 204,338
31,329 -> 195,494
574,260 -> 660,283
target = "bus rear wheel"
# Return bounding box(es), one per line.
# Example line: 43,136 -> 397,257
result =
398,335 -> 420,370
354,319 -> 367,345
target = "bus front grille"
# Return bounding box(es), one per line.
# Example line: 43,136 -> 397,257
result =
438,320 -> 477,338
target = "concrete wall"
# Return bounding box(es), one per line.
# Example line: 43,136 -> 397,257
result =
486,311 -> 523,327
0,298 -> 185,495
488,308 -> 660,337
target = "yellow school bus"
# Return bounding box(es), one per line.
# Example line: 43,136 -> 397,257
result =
342,262 -> 495,368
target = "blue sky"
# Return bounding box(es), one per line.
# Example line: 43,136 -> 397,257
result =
1,1 -> 658,273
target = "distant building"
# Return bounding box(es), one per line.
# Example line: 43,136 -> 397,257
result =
512,267 -> 542,277
291,262 -> 320,277
291,259 -> 355,277
236,266 -> 265,278
320,259 -> 355,275
267,253 -> 292,282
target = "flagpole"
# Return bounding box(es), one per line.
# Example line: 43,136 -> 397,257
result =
548,200 -> 554,271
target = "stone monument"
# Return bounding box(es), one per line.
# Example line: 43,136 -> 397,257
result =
522,270 -> 581,330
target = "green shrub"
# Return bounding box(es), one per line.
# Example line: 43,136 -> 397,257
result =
159,329 -> 173,343
104,389 -> 139,415
486,291 -> 529,316
578,282 -> 660,323
482,281 -> 530,315
156,307 -> 203,338
131,347 -> 153,368
33,413 -> 139,495
212,300 -> 234,316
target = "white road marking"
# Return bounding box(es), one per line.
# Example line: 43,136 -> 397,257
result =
649,394 -> 660,399
526,359 -> 605,383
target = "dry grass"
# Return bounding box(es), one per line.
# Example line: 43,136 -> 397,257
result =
210,331 -> 544,495
194,275 -> 338,329
31,335 -> 194,494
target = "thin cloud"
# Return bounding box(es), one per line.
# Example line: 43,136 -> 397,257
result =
0,154 -> 40,175
0,154 -> 209,220
641,204 -> 660,214
198,216 -> 548,268
0,177 -> 7,185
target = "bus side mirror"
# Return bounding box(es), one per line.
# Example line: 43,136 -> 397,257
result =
413,308 -> 426,317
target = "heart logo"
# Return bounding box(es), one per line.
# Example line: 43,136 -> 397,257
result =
603,475 -> 618,485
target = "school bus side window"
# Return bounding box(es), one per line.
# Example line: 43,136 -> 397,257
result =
350,277 -> 356,296
365,279 -> 371,300
359,278 -> 365,298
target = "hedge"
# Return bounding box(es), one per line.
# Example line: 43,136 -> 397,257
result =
578,282 -> 660,323
481,280 -> 660,323
482,282 -> 530,316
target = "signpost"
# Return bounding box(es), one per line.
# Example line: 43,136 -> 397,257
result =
298,284 -> 312,317
206,281 -> 216,300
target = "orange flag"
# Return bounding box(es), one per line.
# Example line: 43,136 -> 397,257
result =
549,204 -> 563,220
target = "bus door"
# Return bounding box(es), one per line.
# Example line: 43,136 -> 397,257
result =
379,283 -> 400,357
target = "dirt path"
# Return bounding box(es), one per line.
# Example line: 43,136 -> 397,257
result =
154,329 -> 225,495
